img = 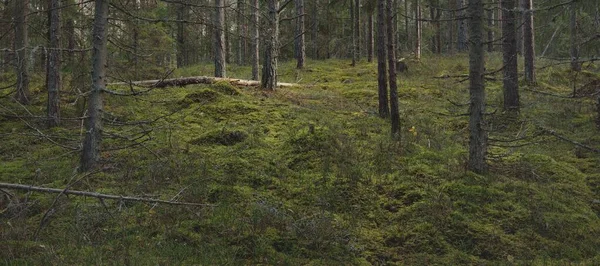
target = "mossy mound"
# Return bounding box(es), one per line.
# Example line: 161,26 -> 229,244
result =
211,81 -> 241,95
178,89 -> 220,107
190,129 -> 248,146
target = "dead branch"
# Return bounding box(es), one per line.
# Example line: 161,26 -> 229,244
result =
538,127 -> 600,153
0,183 -> 215,207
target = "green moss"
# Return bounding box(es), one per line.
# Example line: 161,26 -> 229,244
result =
211,81 -> 241,95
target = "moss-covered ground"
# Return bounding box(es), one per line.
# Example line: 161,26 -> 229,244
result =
1,55 -> 600,264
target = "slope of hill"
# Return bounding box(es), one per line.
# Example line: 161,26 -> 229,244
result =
1,55 -> 599,264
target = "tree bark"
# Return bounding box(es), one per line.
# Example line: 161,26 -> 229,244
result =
367,13 -> 374,62
570,1 -> 580,72
448,0 -> 455,53
295,0 -> 306,69
47,0 -> 61,128
251,0 -> 259,80
522,0 -> 535,83
355,0 -> 361,60
467,0 -> 487,174
415,0 -> 422,58
15,0 -> 30,104
377,0 -> 389,118
351,0 -> 356,66
81,0 -> 109,172
176,2 -> 186,68
261,0 -> 279,90
487,0 -> 494,52
502,0 -> 519,112
214,0 -> 227,77
386,0 -> 400,139
457,0 -> 467,52
237,0 -> 245,65
311,0 -> 319,59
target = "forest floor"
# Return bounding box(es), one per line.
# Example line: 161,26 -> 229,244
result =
1,54 -> 600,265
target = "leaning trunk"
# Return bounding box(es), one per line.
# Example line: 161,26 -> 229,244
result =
467,0 -> 487,174
81,0 -> 109,172
47,0 -> 61,127
15,0 -> 30,104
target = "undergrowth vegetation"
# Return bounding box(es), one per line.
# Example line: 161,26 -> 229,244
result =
1,55 -> 600,264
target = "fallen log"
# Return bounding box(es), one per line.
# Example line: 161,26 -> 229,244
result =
0,182 -> 215,207
108,76 -> 298,88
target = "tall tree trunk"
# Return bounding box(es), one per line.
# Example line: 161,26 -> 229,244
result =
81,0 -> 109,172
570,1 -> 580,72
405,0 -> 410,52
522,0 -> 535,83
448,0 -> 455,53
457,0 -> 467,52
435,8 -> 441,54
311,0 -> 319,58
377,0 -> 389,118
467,0 -> 487,174
65,18 -> 75,67
386,0 -> 400,138
261,0 -> 279,90
295,0 -> 305,69
214,0 -> 227,77
350,0 -> 356,66
47,0 -> 61,127
15,0 -> 30,104
502,0 -> 519,112
367,13 -> 374,62
487,0 -> 494,52
355,0 -> 360,60
176,2 -> 186,68
415,0 -> 421,59
516,0 -> 523,55
251,0 -> 259,80
237,0 -> 245,65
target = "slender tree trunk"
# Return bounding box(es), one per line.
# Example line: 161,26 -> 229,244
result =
176,2 -> 186,68
15,0 -> 30,104
487,1 -> 494,52
47,0 -> 61,127
467,0 -> 487,174
367,13 -> 374,62
435,8 -> 441,54
295,0 -> 306,69
351,0 -> 356,66
448,0 -> 455,53
214,0 -> 227,77
311,0 -> 319,59
65,18 -> 75,67
386,0 -> 400,139
522,0 -> 535,83
457,0 -> 467,52
415,0 -> 421,59
570,1 -> 580,72
251,0 -> 259,80
377,0 -> 389,118
237,0 -> 245,65
502,0 -> 519,112
355,0 -> 360,60
405,0 -> 410,52
261,0 -> 279,90
516,0 -> 523,55
81,0 -> 109,172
